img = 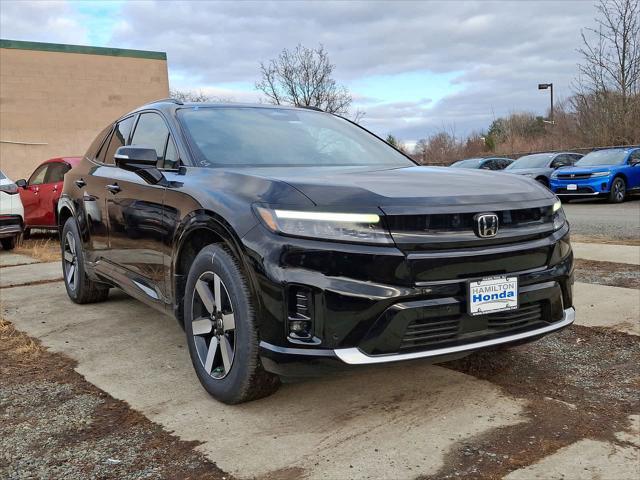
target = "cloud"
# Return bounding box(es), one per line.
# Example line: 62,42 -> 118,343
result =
1,0 -> 598,142
0,0 -> 88,45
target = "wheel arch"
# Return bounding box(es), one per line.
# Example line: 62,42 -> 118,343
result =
171,209 -> 262,327
57,196 -> 75,238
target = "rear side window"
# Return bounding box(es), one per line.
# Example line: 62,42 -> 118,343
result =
104,116 -> 135,165
130,113 -> 169,163
45,163 -> 71,183
85,125 -> 112,161
28,164 -> 49,186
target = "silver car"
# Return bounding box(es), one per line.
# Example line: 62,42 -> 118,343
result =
505,152 -> 583,187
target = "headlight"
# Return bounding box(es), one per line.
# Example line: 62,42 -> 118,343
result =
552,200 -> 566,230
254,207 -> 393,244
591,171 -> 610,178
550,171 -> 559,179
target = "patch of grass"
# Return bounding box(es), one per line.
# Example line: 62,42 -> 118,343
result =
15,231 -> 61,263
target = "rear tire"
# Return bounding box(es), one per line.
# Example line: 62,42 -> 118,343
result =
1,236 -> 16,250
608,177 -> 626,203
184,244 -> 280,404
61,217 -> 110,304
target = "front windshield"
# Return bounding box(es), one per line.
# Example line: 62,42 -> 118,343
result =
576,149 -> 628,166
506,153 -> 553,169
450,158 -> 483,168
178,107 -> 415,168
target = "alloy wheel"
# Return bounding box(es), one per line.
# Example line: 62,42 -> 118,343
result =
191,271 -> 236,379
63,232 -> 78,291
614,180 -> 625,202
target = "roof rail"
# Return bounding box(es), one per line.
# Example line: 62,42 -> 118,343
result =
298,105 -> 323,112
150,97 -> 184,105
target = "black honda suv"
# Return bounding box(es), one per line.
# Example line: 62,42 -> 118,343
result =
59,100 -> 575,404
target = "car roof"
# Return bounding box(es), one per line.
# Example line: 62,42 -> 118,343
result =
124,99 -> 325,118
41,156 -> 83,166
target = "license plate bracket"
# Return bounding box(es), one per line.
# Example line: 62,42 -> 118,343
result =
567,184 -> 578,191
469,275 -> 518,316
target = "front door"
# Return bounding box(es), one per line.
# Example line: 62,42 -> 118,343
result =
104,112 -> 168,306
19,163 -> 49,227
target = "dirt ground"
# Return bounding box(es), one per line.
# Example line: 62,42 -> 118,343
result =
0,318 -> 229,480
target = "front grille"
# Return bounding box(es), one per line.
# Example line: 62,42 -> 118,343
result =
399,302 -> 545,352
555,186 -> 595,194
557,173 -> 591,180
386,205 -> 556,251
386,206 -> 552,233
400,316 -> 460,351
487,302 -> 543,330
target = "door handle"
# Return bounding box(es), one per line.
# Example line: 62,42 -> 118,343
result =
106,183 -> 121,194
74,179 -> 86,188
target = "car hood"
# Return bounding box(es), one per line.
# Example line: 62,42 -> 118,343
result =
553,165 -> 614,175
505,167 -> 551,176
238,165 -> 555,212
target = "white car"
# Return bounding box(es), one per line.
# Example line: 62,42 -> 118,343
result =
0,170 -> 24,250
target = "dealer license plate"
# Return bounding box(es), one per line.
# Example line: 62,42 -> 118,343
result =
469,276 -> 518,316
567,184 -> 578,191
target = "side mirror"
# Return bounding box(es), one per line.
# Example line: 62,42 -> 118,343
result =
114,146 -> 165,185
15,179 -> 27,188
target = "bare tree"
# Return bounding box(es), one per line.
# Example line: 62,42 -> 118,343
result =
577,0 -> 639,96
169,89 -> 232,103
255,44 -> 354,116
573,0 -> 640,144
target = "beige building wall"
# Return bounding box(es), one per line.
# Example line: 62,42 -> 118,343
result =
0,40 -> 169,180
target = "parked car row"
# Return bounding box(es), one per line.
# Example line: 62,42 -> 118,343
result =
0,157 -> 81,249
451,147 -> 640,203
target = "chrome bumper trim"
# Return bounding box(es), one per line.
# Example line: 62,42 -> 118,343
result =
555,192 -> 599,196
334,307 -> 575,365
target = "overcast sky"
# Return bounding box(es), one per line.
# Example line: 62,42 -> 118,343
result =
1,0 -> 598,146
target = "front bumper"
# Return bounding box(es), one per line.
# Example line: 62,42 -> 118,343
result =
551,176 -> 612,197
242,224 -> 574,375
334,307 -> 574,364
0,215 -> 23,239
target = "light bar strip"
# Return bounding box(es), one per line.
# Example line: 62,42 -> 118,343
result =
274,210 -> 380,223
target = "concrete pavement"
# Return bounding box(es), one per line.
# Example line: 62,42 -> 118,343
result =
0,261 -> 62,288
572,242 -> 640,265
1,282 -> 526,479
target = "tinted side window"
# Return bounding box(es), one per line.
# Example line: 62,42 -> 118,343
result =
164,135 -> 179,169
85,125 -> 112,160
130,113 -> 169,164
628,150 -> 640,161
569,154 -> 583,163
104,116 -> 135,165
45,162 -> 70,183
28,165 -> 49,186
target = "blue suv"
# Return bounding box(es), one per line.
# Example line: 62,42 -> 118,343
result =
550,147 -> 640,203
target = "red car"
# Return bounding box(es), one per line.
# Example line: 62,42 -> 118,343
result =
16,157 -> 81,235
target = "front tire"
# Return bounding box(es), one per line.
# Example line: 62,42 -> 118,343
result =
61,217 -> 110,304
608,177 -> 626,203
184,244 -> 280,404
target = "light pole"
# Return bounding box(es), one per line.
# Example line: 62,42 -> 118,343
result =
538,83 -> 553,123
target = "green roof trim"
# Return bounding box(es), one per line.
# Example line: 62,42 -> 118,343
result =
0,39 -> 166,60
